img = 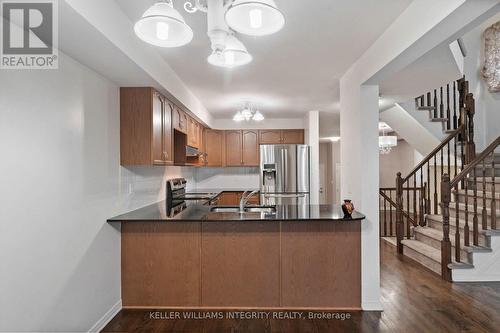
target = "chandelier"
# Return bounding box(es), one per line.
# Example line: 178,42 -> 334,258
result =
233,102 -> 264,122
134,0 -> 285,68
379,135 -> 397,154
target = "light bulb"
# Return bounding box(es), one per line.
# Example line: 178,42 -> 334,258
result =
225,51 -> 235,66
156,21 -> 169,40
249,8 -> 262,29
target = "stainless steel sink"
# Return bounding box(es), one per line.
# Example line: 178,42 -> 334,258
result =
243,206 -> 276,213
210,206 -> 240,213
209,206 -> 276,214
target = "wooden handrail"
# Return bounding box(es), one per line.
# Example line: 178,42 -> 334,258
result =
403,125 -> 464,182
380,187 -> 423,191
450,135 -> 500,187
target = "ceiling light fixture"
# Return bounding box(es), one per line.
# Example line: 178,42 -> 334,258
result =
225,0 -> 285,36
134,1 -> 193,47
233,102 -> 264,122
134,0 -> 284,68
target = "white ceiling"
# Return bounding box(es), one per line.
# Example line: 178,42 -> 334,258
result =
117,0 -> 413,119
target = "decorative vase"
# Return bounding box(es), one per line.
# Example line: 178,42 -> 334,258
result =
342,199 -> 354,217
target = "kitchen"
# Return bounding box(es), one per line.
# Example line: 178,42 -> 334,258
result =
109,87 -> 363,309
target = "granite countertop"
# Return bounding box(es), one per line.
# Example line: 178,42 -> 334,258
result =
107,201 -> 365,223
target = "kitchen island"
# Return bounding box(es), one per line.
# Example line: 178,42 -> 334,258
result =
108,202 -> 365,310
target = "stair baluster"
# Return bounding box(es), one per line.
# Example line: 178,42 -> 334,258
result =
472,168 -> 479,246
433,89 -> 438,118
482,158 -> 487,230
441,173 -> 452,281
446,84 -> 451,130
453,81 -> 457,129
492,155 -> 497,230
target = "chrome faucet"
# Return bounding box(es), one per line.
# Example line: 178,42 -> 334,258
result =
239,190 -> 259,213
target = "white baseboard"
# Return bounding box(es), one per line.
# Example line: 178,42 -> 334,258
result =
362,300 -> 383,311
88,300 -> 122,333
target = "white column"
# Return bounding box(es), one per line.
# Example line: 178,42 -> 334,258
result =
340,81 -> 381,310
304,110 -> 320,204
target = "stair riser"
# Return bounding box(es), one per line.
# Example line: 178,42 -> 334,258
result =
472,167 -> 500,177
426,220 -> 489,247
455,194 -> 497,210
414,231 -> 472,264
403,245 -> 441,275
467,180 -> 499,192
448,206 -> 498,225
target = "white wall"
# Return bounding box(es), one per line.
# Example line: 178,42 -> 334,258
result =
379,140 -> 418,187
194,167 -> 260,190
462,12 -> 500,150
211,118 -> 304,130
0,52 -> 195,332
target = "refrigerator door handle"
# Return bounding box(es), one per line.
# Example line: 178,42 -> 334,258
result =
264,194 -> 306,198
283,149 -> 288,191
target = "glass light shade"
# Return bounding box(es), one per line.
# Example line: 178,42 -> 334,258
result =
225,0 -> 285,36
252,111 -> 264,121
379,136 -> 397,148
207,35 -> 252,68
134,1 -> 193,47
233,111 -> 245,121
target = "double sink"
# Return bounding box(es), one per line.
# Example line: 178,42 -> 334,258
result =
210,206 -> 276,214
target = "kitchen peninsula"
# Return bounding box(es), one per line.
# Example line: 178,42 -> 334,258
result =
108,201 -> 365,310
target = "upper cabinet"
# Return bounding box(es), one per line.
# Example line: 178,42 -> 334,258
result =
120,87 -> 173,166
204,129 -> 224,167
187,116 -> 200,149
282,130 -> 304,144
225,130 -> 259,167
259,129 -> 304,144
172,106 -> 188,134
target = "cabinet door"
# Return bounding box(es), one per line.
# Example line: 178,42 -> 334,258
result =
242,130 -> 259,166
282,130 -> 304,144
173,107 -> 188,134
225,130 -> 242,166
151,91 -> 164,164
163,100 -> 173,163
259,130 -> 282,144
187,117 -> 198,148
205,129 -> 223,167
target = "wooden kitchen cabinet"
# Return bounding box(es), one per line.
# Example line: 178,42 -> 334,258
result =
242,130 -> 259,166
281,130 -> 304,144
187,116 -> 199,148
259,129 -> 304,144
204,129 -> 224,167
173,106 -> 188,134
216,192 -> 260,206
225,130 -> 259,166
225,130 -> 243,166
259,130 -> 282,144
120,87 -> 173,166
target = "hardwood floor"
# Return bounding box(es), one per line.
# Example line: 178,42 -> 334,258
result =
102,241 -> 500,333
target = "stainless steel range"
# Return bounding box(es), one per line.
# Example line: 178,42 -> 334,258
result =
166,178 -> 219,215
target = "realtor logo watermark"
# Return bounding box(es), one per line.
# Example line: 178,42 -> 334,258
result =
1,0 -> 58,69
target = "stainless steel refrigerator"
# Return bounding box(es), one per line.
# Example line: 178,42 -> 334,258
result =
260,144 -> 310,206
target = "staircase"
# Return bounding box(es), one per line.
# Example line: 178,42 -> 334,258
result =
380,76 -> 500,281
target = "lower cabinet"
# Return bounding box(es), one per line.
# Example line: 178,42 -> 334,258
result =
216,192 -> 260,206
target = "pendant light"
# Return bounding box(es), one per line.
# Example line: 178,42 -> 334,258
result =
134,0 -> 193,47
207,35 -> 252,68
225,0 -> 285,36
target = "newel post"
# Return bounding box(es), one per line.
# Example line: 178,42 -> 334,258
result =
396,172 -> 404,254
465,92 -> 476,164
440,174 -> 452,281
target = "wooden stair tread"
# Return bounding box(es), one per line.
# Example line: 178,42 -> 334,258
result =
426,214 -> 498,235
413,226 -> 491,253
402,239 -> 441,262
402,239 -> 474,270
